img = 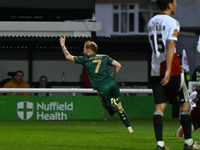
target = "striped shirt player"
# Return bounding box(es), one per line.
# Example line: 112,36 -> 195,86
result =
148,15 -> 181,77
147,0 -> 199,149
59,36 -> 134,133
148,14 -> 185,105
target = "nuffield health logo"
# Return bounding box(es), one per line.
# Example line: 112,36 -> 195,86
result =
17,102 -> 33,120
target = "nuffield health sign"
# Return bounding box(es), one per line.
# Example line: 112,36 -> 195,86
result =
17,101 -> 34,120
0,96 -> 104,121
17,101 -> 73,120
0,95 -> 172,120
36,102 -> 73,120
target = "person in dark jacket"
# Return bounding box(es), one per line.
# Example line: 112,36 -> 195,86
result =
34,76 -> 52,96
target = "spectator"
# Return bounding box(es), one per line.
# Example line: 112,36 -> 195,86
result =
128,85 -> 139,96
82,69 -> 92,88
132,85 -> 139,96
2,70 -> 31,96
80,68 -> 96,96
191,66 -> 200,82
34,76 -> 52,96
197,32 -> 200,53
0,72 -> 14,88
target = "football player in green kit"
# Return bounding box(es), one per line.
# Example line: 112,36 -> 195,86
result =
59,35 -> 134,133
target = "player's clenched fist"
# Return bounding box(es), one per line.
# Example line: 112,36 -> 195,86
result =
59,35 -> 66,47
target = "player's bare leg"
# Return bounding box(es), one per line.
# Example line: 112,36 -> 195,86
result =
176,124 -> 195,138
176,125 -> 184,137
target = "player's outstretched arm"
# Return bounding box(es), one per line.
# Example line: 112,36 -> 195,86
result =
111,60 -> 121,77
59,35 -> 75,62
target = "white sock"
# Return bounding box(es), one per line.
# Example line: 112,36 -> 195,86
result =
157,141 -> 164,147
185,138 -> 193,146
127,126 -> 131,129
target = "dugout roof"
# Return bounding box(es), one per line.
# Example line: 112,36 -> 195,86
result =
0,0 -> 95,21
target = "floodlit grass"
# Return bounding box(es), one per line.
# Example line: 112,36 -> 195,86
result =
0,119 -> 200,150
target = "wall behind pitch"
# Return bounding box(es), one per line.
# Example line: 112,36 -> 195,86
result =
33,60 -> 148,82
0,60 -> 148,83
173,0 -> 200,27
32,60 -> 83,82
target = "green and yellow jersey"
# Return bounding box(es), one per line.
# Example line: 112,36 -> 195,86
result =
74,54 -> 115,88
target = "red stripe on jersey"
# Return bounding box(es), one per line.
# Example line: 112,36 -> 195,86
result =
171,53 -> 182,75
159,53 -> 182,76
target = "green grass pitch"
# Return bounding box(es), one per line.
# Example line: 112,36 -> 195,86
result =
1,119 -> 200,150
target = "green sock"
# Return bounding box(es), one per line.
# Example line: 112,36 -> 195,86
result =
118,109 -> 131,127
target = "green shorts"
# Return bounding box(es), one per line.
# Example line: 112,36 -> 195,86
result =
97,79 -> 121,108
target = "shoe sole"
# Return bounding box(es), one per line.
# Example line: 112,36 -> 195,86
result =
111,98 -> 119,112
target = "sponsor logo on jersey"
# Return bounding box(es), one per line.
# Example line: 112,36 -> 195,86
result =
172,29 -> 178,37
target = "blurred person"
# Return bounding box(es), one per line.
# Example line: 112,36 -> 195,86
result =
176,85 -> 200,138
197,32 -> 200,53
131,84 -> 139,96
148,0 -> 200,149
191,66 -> 200,82
2,70 -> 31,96
34,76 -> 52,96
172,53 -> 190,118
128,85 -> 139,96
59,35 -> 134,133
0,72 -> 14,88
80,68 -> 96,96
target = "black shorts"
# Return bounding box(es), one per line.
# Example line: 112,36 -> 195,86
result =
191,115 -> 200,131
151,74 -> 185,104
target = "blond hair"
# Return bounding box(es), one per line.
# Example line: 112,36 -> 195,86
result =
84,40 -> 98,53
